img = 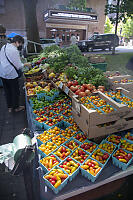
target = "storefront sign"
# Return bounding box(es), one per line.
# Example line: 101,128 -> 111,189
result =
44,10 -> 97,21
50,11 -> 97,21
46,23 -> 86,30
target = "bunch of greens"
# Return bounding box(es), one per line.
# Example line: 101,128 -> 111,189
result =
74,67 -> 108,87
30,98 -> 50,109
65,65 -> 78,80
42,45 -> 61,56
64,45 -> 89,68
46,52 -> 69,73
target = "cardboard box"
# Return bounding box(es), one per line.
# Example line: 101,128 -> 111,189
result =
107,75 -> 133,90
72,91 -> 132,126
72,108 -> 133,139
72,90 -> 133,138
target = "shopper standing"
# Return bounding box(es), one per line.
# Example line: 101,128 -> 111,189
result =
0,24 -> 7,50
70,34 -> 77,45
0,35 -> 31,112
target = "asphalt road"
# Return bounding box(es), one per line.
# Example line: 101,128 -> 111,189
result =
83,45 -> 133,54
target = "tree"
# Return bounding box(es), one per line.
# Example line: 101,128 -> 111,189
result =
122,17 -> 133,38
23,0 -> 42,53
104,16 -> 114,33
105,0 -> 133,54
68,0 -> 86,10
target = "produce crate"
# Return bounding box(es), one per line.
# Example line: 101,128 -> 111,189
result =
112,148 -> 133,170
80,157 -> 103,182
33,119 -> 44,129
90,63 -> 107,72
63,84 -> 75,98
43,166 -> 69,194
124,131 -> 133,144
91,147 -> 111,167
107,74 -> 132,84
38,141 -> 58,157
72,90 -> 133,138
108,75 -> 133,92
59,156 -> 80,181
99,140 -> 117,155
64,138 -> 82,151
104,71 -> 121,78
56,120 -> 71,130
39,154 -> 61,173
37,92 -> 46,100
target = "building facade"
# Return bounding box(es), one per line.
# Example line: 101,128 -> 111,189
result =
0,0 -> 106,43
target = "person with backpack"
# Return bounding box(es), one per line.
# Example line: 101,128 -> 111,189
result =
0,35 -> 31,112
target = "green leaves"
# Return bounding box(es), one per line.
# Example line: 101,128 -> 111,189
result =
105,0 -> 133,24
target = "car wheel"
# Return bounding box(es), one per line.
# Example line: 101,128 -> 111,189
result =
109,46 -> 112,51
87,47 -> 90,52
90,47 -> 93,52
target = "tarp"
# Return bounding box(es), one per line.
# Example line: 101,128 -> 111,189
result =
7,32 -> 23,38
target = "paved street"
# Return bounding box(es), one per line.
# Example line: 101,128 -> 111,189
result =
83,45 -> 133,54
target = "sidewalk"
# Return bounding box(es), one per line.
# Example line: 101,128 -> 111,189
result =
0,78 -> 28,200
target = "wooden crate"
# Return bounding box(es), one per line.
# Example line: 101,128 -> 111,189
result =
107,75 -> 133,90
72,90 -> 133,138
72,108 -> 133,139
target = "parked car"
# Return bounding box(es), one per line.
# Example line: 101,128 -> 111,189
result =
77,33 -> 119,52
40,38 -> 58,48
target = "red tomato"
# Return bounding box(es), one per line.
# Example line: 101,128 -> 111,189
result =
67,81 -> 73,88
86,84 -> 93,90
82,84 -> 88,89
98,88 -> 104,92
70,86 -> 78,92
52,176 -> 57,181
51,180 -> 56,185
80,86 -> 85,92
67,157 -> 72,162
85,89 -> 91,96
73,80 -> 78,86
79,92 -> 86,97
98,86 -> 105,90
75,89 -> 81,95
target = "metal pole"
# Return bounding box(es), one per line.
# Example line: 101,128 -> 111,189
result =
112,0 -> 120,55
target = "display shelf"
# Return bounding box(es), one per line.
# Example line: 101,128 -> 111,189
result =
38,160 -> 133,200
25,89 -> 133,200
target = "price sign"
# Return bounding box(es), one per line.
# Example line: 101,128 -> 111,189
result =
64,86 -> 69,95
59,82 -> 63,89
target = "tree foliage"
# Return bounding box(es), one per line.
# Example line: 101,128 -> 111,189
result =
122,17 -> 133,38
104,16 -> 114,33
68,0 -> 86,10
105,0 -> 133,24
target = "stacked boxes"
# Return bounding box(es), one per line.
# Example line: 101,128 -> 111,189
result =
72,89 -> 133,139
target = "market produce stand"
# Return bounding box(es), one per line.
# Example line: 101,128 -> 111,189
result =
25,87 -> 133,200
23,45 -> 133,200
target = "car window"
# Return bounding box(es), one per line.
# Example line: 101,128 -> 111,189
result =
103,35 -> 108,40
95,35 -> 102,40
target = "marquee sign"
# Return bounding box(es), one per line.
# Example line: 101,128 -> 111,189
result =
44,10 -> 97,21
